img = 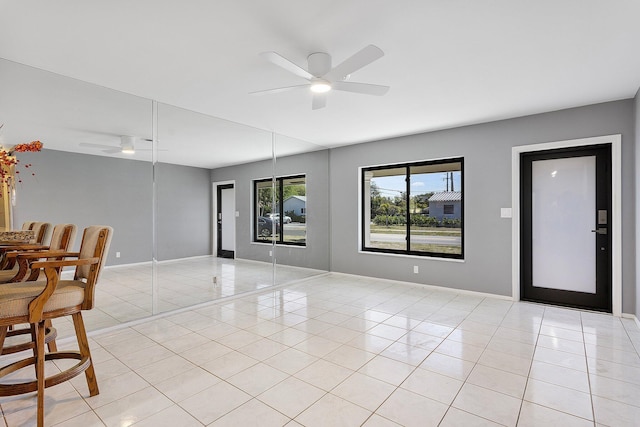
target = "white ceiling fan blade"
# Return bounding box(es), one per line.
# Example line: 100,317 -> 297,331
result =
260,52 -> 313,80
312,93 -> 327,110
324,45 -> 384,81
332,81 -> 390,96
79,142 -> 118,150
249,84 -> 310,95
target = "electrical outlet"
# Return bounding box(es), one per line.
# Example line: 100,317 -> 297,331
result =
116,252 -> 121,258
269,250 -> 273,257
413,265 -> 419,274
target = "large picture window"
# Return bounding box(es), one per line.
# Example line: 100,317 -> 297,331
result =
254,175 -> 306,245
362,158 -> 463,259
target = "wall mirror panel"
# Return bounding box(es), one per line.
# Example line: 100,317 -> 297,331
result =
155,102 -> 276,315
0,58 -> 155,336
0,58 -> 331,336
271,134 -> 331,279
206,131 -> 331,305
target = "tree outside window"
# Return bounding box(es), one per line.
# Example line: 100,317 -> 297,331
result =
254,175 -> 306,245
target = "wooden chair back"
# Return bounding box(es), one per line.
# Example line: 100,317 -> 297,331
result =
21,222 -> 35,230
49,224 -> 77,251
74,226 -> 113,310
22,224 -> 78,282
30,222 -> 51,244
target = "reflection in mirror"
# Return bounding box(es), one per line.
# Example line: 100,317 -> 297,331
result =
0,58 -> 154,337
154,103 -> 279,314
0,58 -> 331,339
272,133 -> 330,283
208,131 -> 329,294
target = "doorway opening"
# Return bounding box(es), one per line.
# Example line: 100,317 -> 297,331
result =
520,145 -> 611,311
215,182 -> 235,259
512,135 -> 621,315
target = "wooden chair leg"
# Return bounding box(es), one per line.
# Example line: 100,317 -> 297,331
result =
35,321 -> 46,427
30,324 -> 39,377
72,312 -> 98,396
45,319 -> 57,352
0,325 -> 7,350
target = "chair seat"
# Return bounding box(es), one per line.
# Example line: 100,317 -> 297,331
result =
0,267 -> 19,282
0,280 -> 86,319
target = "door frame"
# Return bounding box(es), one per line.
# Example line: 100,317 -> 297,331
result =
511,134 -> 622,316
212,180 -> 236,258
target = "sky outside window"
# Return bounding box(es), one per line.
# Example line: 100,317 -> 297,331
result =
373,172 -> 461,197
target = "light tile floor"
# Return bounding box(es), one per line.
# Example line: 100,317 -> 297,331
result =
54,257 -> 326,339
2,273 -> 640,426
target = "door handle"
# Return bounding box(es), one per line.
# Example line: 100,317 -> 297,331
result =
591,228 -> 607,235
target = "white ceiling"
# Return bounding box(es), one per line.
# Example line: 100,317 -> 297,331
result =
1,1 -> 639,168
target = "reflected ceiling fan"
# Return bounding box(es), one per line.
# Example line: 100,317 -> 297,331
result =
79,135 -> 165,154
251,44 -> 389,109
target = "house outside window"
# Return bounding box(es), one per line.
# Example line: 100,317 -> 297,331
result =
284,195 -> 306,219
361,158 -> 463,259
432,195 -> 461,219
254,175 -> 306,245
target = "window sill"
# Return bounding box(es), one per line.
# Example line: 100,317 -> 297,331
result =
359,249 -> 465,263
251,241 -> 307,249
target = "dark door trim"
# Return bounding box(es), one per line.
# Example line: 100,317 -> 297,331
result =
511,135 -> 622,316
520,145 -> 611,311
216,183 -> 235,259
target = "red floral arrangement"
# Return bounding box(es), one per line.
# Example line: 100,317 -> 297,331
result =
0,125 -> 43,186
11,141 -> 43,153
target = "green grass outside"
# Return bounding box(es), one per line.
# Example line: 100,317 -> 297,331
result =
370,225 -> 461,237
257,234 -> 306,244
369,241 -> 462,254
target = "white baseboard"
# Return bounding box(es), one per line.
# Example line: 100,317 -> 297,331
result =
328,271 -> 513,301
621,313 -> 640,330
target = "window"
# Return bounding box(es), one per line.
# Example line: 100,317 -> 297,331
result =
361,158 -> 463,258
254,175 -> 306,245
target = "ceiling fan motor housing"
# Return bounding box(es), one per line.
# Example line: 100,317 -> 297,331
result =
307,52 -> 331,77
120,135 -> 136,152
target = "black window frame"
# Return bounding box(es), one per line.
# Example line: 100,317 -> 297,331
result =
253,174 -> 306,246
361,157 -> 464,259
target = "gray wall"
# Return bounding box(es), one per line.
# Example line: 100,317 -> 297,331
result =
15,149 -> 211,265
156,162 -> 212,260
14,99 -> 638,314
210,149 -> 330,271
329,100 -> 636,313
635,88 -> 640,318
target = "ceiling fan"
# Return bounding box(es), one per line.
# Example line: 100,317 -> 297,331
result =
251,44 -> 389,110
79,135 -> 164,154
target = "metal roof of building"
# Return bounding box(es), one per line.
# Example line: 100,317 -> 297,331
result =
428,191 -> 462,202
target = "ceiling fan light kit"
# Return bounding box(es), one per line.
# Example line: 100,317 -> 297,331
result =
310,79 -> 331,93
79,135 -> 161,155
120,135 -> 136,154
253,44 -> 389,109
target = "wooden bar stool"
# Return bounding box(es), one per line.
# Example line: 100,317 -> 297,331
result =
0,224 -> 77,356
0,225 -> 112,427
